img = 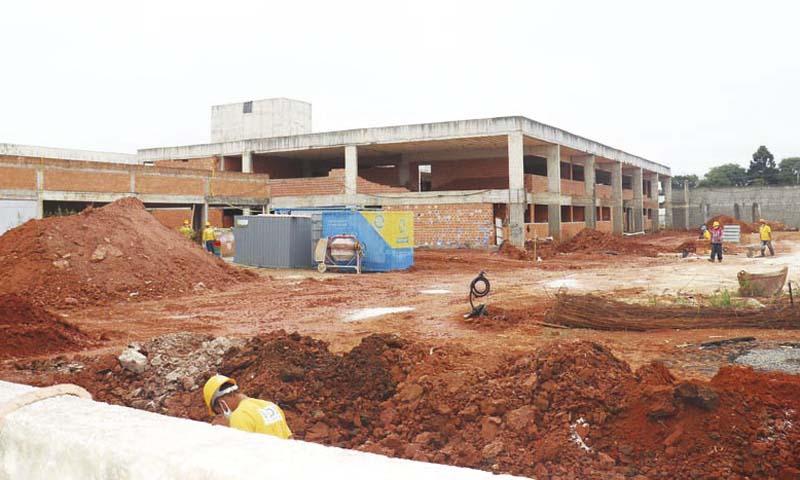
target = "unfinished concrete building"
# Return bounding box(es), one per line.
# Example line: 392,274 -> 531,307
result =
140,98 -> 671,247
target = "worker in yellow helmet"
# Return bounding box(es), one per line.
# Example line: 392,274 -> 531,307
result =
708,220 -> 724,263
178,219 -> 194,240
202,374 -> 292,439
758,219 -> 775,257
201,221 -> 216,253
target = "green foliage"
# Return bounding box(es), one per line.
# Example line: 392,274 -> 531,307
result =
748,145 -> 779,185
708,289 -> 745,308
699,163 -> 748,187
778,157 -> 800,185
671,175 -> 699,189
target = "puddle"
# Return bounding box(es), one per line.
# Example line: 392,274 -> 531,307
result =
545,278 -> 580,289
419,289 -> 452,295
344,307 -> 414,322
734,345 -> 800,374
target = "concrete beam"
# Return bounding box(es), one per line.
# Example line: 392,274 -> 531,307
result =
137,117 -> 669,176
1,143 -> 138,165
507,132 -> 525,247
269,189 -> 515,208
611,162 -> 623,234
630,167 -> 644,232
345,145 -> 358,196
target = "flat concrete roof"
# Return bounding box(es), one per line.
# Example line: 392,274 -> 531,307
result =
138,116 -> 670,176
0,143 -> 138,165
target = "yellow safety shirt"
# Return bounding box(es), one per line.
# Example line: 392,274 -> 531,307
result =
759,224 -> 772,241
229,398 -> 292,439
179,225 -> 194,239
202,227 -> 216,242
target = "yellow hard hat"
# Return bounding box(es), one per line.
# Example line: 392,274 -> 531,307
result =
183,220 -> 190,225
205,221 -> 211,227
759,218 -> 766,223
203,374 -> 237,415
712,221 -> 720,227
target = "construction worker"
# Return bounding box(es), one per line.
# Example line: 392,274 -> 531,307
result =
699,224 -> 711,241
759,219 -> 775,257
202,221 -> 216,253
178,220 -> 194,240
709,221 -> 724,263
202,374 -> 292,438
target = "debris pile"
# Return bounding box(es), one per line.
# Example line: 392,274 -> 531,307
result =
706,215 -> 756,233
553,228 -> 674,257
0,197 -> 254,308
0,294 -> 92,358
545,293 -> 800,331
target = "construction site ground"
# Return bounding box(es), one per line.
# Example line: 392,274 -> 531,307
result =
2,206 -> 800,479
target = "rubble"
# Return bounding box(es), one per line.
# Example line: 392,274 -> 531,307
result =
117,348 -> 147,374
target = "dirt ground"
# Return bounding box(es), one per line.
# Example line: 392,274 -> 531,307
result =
3,223 -> 800,478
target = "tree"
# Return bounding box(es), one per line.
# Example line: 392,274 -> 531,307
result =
747,145 -> 779,185
699,163 -> 748,187
778,157 -> 800,185
671,175 -> 699,189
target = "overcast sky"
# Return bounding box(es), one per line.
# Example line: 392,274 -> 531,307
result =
1,0 -> 798,175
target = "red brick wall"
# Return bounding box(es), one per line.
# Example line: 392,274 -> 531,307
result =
359,166 -> 401,186
211,178 -> 269,198
45,170 -> 130,193
154,157 -> 218,171
137,174 -> 205,196
386,203 -> 494,248
0,167 -> 36,189
270,170 -> 345,197
431,158 -> 508,190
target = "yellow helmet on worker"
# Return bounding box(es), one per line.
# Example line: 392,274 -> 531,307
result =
205,221 -> 211,227
183,219 -> 190,226
203,374 -> 238,415
759,218 -> 766,224
712,221 -> 720,227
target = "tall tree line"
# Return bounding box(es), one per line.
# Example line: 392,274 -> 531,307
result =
672,146 -> 800,188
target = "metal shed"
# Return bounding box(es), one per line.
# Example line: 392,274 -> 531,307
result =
233,215 -> 313,268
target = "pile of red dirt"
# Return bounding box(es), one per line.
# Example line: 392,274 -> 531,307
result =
706,215 -> 756,233
0,294 -> 91,358
496,241 -> 533,261
554,228 -> 668,257
0,197 -> 254,308
27,332 -> 800,479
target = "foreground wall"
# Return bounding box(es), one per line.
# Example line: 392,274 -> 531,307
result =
673,185 -> 800,229
0,381 -> 518,480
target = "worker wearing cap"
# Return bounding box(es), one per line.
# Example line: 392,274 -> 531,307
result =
699,224 -> 711,241
178,220 -> 194,240
203,374 -> 292,438
709,221 -> 724,262
201,221 -> 216,253
758,219 -> 775,257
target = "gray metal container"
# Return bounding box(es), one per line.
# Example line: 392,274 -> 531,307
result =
233,215 -> 313,268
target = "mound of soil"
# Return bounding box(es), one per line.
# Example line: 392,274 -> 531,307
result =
26,333 -> 800,479
555,228 -> 663,257
496,241 -> 533,261
706,215 -> 755,234
0,197 -> 253,307
0,294 -> 91,358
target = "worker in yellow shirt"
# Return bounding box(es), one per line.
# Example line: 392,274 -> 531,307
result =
202,374 -> 292,439
758,219 -> 775,257
178,220 -> 194,240
201,221 -> 216,253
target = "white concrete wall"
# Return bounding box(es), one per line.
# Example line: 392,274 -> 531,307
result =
0,199 -> 37,235
211,98 -> 312,142
0,381 -> 521,480
0,143 -> 138,165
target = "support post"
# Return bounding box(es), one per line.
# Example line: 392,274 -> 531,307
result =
611,162 -> 623,235
683,181 -> 691,230
546,145 -> 562,240
631,168 -> 644,232
398,156 -> 410,189
663,176 -> 673,229
650,172 -> 659,232
242,207 -> 252,216
582,155 -> 596,229
507,132 -> 525,247
219,155 -> 225,172
344,145 -> 358,196
35,168 -> 44,219
242,151 -> 253,174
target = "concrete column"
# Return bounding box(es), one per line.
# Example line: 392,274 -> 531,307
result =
242,207 -> 252,216
683,181 -> 691,229
582,155 -> 596,228
546,145 -> 562,240
219,155 -> 225,172
201,202 -> 209,226
242,151 -> 253,174
35,168 -> 44,219
507,132 -> 525,247
611,162 -> 623,235
651,173 -> 659,232
631,168 -> 644,232
663,176 -> 673,228
344,145 -> 358,196
398,156 -> 410,189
